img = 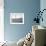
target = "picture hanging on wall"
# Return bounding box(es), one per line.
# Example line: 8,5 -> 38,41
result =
10,13 -> 24,24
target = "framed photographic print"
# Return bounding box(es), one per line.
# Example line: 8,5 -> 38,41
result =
10,13 -> 24,24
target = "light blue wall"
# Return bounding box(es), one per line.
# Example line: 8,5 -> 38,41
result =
40,0 -> 46,27
4,0 -> 40,42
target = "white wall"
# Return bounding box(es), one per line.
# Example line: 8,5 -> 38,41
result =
0,0 -> 4,42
